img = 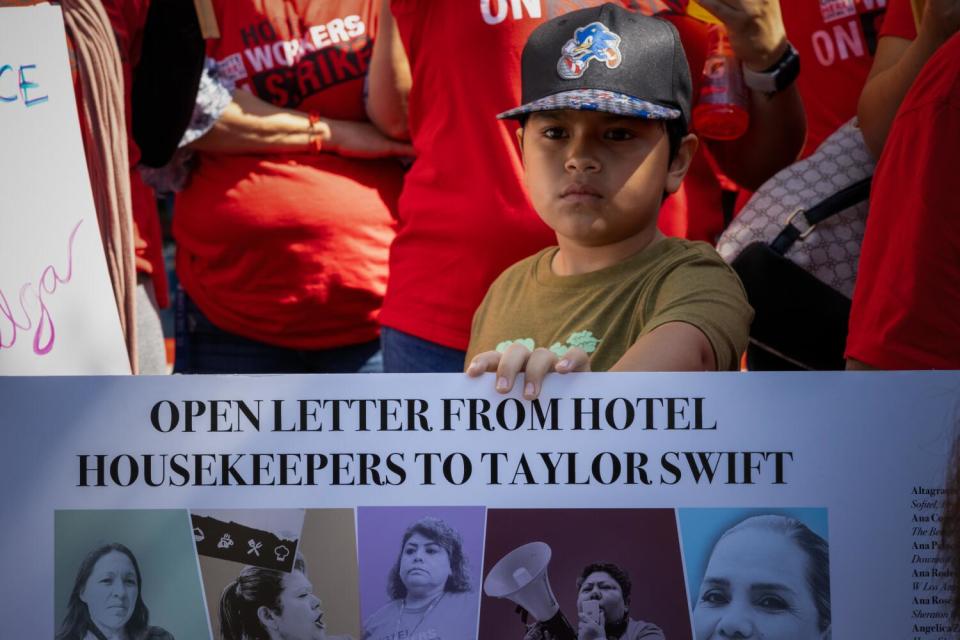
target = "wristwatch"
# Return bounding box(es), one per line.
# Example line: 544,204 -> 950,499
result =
742,42 -> 800,95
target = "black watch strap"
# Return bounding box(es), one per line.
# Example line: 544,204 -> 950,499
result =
742,42 -> 800,95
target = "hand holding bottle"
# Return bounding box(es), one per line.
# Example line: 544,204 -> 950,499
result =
690,0 -> 789,72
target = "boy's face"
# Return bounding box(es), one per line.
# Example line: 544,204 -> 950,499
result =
519,109 -> 684,249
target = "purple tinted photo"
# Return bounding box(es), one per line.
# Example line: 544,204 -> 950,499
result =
357,506 -> 486,640
481,509 -> 691,640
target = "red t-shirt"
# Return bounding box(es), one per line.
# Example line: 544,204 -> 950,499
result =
879,0 -> 917,39
845,32 -> 960,369
174,0 -> 403,349
382,0 -> 715,351
781,0 -> 889,157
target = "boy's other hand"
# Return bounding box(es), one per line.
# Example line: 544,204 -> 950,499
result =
695,0 -> 789,71
466,343 -> 590,400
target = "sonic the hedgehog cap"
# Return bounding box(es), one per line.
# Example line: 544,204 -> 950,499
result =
498,3 -> 692,131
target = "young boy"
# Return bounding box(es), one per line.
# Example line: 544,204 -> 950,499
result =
466,3 -> 752,399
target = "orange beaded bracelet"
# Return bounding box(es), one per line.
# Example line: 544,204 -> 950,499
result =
307,112 -> 323,154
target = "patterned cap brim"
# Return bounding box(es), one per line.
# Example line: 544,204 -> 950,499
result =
497,89 -> 682,120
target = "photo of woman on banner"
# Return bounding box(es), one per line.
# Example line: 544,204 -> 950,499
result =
522,562 -> 665,640
55,510 -> 209,639
219,554 -> 353,640
480,510 -> 688,639
688,513 -> 831,640
361,514 -> 481,640
56,542 -> 175,640
199,509 -> 361,639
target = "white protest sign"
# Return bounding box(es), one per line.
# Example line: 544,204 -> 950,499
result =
0,372 -> 957,638
0,5 -> 129,374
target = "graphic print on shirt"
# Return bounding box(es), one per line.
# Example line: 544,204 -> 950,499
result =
811,0 -> 886,64
478,0 -> 685,26
216,14 -> 371,108
496,331 -> 602,357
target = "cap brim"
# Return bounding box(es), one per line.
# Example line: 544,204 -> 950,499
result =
497,89 -> 682,121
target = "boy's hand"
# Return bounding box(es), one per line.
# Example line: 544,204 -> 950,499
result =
695,0 -> 789,71
466,343 -> 590,400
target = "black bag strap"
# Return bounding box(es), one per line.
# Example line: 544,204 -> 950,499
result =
769,177 -> 872,256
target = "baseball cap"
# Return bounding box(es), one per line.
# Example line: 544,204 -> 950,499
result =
498,3 -> 692,131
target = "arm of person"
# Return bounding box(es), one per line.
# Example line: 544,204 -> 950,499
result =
365,0 -> 412,140
696,0 -> 806,190
467,251 -> 750,398
467,322 -> 717,399
857,0 -> 960,158
845,358 -> 877,370
610,321 -> 716,372
189,87 -> 413,158
706,84 -> 805,190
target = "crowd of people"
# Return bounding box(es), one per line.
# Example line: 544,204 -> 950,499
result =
13,0 -> 960,531
19,2 -> 960,637
19,0 -> 957,380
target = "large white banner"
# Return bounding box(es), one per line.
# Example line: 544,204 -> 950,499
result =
0,5 -> 129,374
0,372 -> 957,638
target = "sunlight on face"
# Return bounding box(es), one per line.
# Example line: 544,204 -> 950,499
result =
520,110 -> 671,250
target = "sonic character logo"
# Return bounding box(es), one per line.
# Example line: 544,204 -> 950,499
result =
557,22 -> 623,80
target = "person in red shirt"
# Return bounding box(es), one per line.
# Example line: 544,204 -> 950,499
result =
858,0 -> 959,157
380,0 -> 804,373
730,1 -> 892,222
732,1 -> 895,371
845,0 -> 960,370
172,0 -> 413,373
778,0 -> 890,159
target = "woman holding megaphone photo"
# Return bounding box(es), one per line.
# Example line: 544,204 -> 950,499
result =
523,563 -> 665,640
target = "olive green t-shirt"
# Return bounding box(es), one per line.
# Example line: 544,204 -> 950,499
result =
466,238 -> 753,371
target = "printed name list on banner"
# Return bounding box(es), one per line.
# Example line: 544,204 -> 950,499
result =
0,372 -> 958,638
0,5 -> 129,374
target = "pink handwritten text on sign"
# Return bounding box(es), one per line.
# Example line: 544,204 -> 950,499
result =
0,219 -> 82,355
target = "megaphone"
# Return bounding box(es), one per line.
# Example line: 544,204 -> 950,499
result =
483,541 -> 576,640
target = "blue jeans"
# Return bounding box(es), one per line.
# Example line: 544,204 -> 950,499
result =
174,288 -> 383,374
381,326 -> 466,373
